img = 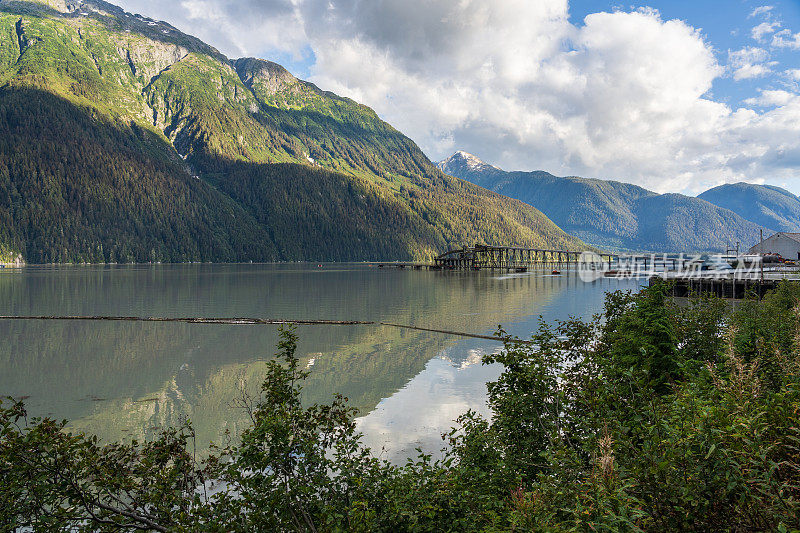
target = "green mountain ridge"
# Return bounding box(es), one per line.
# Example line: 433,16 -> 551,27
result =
698,182 -> 800,234
439,151 -> 769,253
0,0 -> 585,263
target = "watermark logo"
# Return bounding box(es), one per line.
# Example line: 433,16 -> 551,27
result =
578,252 -> 766,283
577,251 -> 609,282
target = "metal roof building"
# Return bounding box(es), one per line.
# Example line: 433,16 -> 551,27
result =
747,232 -> 800,259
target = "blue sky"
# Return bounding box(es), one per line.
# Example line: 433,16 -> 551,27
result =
570,0 -> 800,108
116,0 -> 800,195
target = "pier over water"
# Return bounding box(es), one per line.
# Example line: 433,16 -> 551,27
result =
378,245 -> 616,271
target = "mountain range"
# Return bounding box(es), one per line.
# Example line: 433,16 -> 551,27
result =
0,0 -> 583,263
439,151 -> 799,253
698,183 -> 800,234
2,0 -> 795,263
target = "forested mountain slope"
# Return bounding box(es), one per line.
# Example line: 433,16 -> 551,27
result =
440,151 -> 766,253
699,183 -> 800,234
0,0 -> 584,263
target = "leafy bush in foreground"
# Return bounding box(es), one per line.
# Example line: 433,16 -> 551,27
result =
3,281 -> 800,531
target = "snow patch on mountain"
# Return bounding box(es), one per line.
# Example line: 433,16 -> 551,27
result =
437,150 -> 500,176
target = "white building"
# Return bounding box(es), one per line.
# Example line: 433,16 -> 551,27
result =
747,232 -> 800,260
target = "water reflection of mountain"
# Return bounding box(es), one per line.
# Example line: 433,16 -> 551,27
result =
0,265 -> 590,449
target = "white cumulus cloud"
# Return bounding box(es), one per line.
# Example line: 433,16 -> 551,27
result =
749,5 -> 774,18
113,0 -> 306,57
772,28 -> 800,49
728,46 -> 772,80
751,21 -> 781,41
744,89 -> 798,107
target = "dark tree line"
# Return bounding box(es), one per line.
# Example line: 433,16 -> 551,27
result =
0,87 -> 276,263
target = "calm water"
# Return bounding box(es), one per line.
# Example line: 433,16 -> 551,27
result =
0,264 -> 641,460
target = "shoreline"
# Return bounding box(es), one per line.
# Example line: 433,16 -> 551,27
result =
0,260 -> 395,267
0,260 -> 25,268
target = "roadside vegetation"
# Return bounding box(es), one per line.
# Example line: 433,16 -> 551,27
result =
3,281 -> 800,531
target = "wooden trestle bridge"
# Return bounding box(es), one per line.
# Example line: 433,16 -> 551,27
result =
378,245 -> 616,271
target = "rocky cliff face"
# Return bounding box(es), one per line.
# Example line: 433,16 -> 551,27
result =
0,0 -> 71,11
114,39 -> 188,83
235,57 -> 300,96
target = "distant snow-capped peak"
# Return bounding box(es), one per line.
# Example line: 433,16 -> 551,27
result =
437,151 -> 500,174
454,151 -> 487,170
